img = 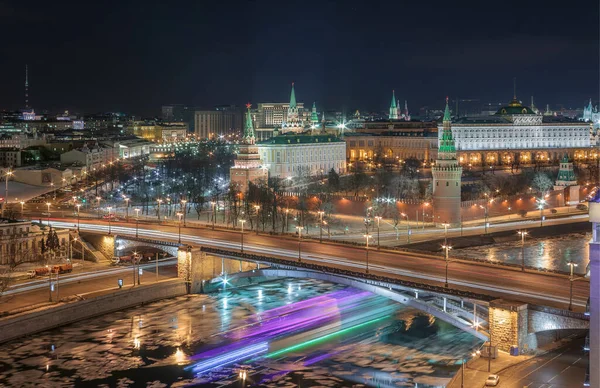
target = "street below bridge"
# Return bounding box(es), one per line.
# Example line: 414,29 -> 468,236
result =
44,217 -> 589,312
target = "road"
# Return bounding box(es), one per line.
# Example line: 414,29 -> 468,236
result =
497,336 -> 588,387
0,262 -> 177,312
46,218 -> 590,311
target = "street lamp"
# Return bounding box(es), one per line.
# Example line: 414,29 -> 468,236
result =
318,210 -> 324,243
567,260 -> 578,311
211,201 -> 217,230
517,230 -> 528,271
374,216 -> 382,249
19,201 -> 24,217
177,212 -> 183,243
76,204 -> 81,232
107,206 -> 112,235
124,197 -> 130,221
442,244 -> 452,288
239,219 -> 246,253
254,205 -> 260,234
364,234 -> 372,273
537,198 -> 546,227
296,226 -> 303,262
3,169 -> 13,218
401,213 -> 410,243
46,202 -> 51,226
96,196 -> 101,219
181,200 -> 187,226
442,222 -> 450,245
479,205 -> 489,234
134,208 -> 140,238
157,199 -> 163,222
422,202 -> 429,229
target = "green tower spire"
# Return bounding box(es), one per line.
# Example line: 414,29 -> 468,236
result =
443,96 -> 452,122
389,90 -> 398,119
242,103 -> 255,143
438,97 -> 456,157
289,82 -> 297,108
310,101 -> 319,124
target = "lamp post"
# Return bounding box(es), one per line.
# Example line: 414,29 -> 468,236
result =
96,196 -> 101,219
239,219 -> 246,253
442,244 -> 452,288
567,260 -> 578,311
177,212 -> 183,243
517,230 -> 528,271
374,216 -> 382,249
157,199 -> 163,222
3,169 -> 13,218
422,202 -> 429,229
364,234 -> 372,273
181,200 -> 187,226
479,205 -> 489,234
107,206 -> 112,235
124,197 -> 130,221
132,250 -> 138,286
46,202 -> 51,226
254,205 -> 260,234
401,213 -> 410,243
318,211 -> 324,243
537,198 -> 546,227
211,201 -> 217,230
134,208 -> 140,238
285,208 -> 289,232
76,204 -> 81,232
296,226 -> 302,262
19,201 -> 24,217
442,222 -> 450,245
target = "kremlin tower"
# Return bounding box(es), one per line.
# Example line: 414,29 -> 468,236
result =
230,104 -> 268,193
432,98 -> 462,226
389,90 -> 398,120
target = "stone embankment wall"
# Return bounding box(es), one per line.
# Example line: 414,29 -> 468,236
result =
0,280 -> 187,344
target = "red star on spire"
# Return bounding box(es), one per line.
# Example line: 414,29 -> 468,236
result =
246,102 -> 252,109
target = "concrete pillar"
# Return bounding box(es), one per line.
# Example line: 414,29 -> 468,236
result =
488,299 -> 528,352
443,297 -> 447,312
588,201 -> 600,387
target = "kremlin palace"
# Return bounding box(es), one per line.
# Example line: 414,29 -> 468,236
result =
345,92 -> 594,166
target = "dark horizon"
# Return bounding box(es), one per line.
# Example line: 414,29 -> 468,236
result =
0,0 -> 598,117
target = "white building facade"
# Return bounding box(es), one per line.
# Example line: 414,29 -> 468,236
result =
440,98 -> 592,165
257,134 -> 346,179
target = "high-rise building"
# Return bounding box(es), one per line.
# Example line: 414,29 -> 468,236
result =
432,98 -> 462,226
230,104 -> 268,193
194,108 -> 243,139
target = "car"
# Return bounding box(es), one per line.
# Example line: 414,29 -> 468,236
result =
485,374 -> 500,386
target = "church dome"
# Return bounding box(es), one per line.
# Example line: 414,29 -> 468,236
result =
495,98 -> 535,115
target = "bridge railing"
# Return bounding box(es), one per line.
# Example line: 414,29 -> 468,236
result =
200,247 -> 496,302
528,304 -> 589,321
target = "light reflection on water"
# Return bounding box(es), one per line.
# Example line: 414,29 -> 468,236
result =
455,233 -> 590,274
0,279 -> 482,387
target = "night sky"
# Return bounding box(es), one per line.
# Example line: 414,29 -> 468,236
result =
1,0 -> 598,116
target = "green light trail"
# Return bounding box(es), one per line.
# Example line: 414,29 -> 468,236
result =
265,316 -> 389,359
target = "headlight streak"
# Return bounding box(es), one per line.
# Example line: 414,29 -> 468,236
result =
185,342 -> 268,373
264,316 -> 389,359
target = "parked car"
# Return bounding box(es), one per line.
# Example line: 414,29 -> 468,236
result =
485,374 -> 500,386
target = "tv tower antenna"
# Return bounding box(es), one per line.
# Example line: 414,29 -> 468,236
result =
25,64 -> 29,109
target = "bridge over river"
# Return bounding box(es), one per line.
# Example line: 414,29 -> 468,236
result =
52,221 -> 589,353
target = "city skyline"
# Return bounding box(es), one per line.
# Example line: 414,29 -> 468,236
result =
0,0 -> 597,116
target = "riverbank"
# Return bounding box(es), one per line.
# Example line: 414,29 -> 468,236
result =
405,221 -> 590,252
0,279 -> 186,344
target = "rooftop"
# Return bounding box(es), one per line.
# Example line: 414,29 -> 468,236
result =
258,133 -> 344,145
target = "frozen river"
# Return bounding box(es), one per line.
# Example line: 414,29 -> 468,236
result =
0,279 -> 482,387
454,232 -> 590,275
